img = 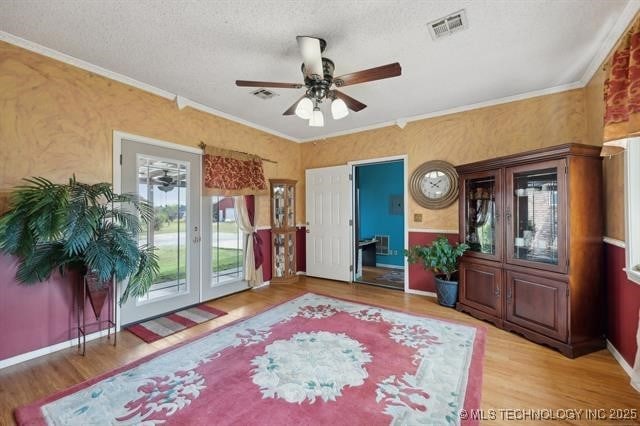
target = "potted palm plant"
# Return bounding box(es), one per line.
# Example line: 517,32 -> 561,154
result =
405,236 -> 469,307
0,176 -> 159,314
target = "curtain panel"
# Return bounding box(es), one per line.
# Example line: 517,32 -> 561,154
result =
234,195 -> 264,287
203,146 -> 268,196
602,16 -> 640,156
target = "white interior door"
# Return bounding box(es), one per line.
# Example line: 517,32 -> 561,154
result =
305,165 -> 352,281
120,139 -> 201,325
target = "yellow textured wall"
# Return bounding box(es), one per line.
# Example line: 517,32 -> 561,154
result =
0,41 -> 302,226
302,89 -> 590,231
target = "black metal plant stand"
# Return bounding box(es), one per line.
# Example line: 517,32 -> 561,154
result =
77,277 -> 117,356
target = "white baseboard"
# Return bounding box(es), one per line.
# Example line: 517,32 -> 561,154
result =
405,288 -> 437,298
607,339 -> 634,378
0,328 -> 114,370
251,280 -> 271,289
376,263 -> 404,270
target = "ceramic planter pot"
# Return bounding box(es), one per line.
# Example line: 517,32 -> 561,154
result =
434,276 -> 458,307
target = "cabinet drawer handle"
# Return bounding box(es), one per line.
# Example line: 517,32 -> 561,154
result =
506,288 -> 512,301
494,287 -> 500,297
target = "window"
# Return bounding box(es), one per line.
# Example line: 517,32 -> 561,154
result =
626,138 -> 640,284
210,196 -> 244,285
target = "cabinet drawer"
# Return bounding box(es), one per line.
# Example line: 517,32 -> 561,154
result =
459,262 -> 503,318
505,270 -> 568,342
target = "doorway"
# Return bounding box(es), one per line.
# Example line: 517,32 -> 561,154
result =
352,158 -> 406,290
116,133 -> 248,325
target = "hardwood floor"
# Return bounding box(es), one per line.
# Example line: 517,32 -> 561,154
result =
1,277 -> 639,425
357,266 -> 404,290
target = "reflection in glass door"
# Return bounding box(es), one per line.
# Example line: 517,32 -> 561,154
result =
201,196 -> 248,300
120,139 -> 201,325
505,159 -> 567,273
137,156 -> 189,301
462,170 -> 503,261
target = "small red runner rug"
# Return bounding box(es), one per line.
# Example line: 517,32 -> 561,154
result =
125,304 -> 227,343
15,293 -> 485,425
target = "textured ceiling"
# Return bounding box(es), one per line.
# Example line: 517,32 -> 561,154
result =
0,0 -> 635,141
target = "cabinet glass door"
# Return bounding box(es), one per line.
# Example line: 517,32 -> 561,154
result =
462,170 -> 502,261
506,160 -> 566,273
272,184 -> 285,228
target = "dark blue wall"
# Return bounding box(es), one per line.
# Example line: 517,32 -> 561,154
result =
357,161 -> 404,266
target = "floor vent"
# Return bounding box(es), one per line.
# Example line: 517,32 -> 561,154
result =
375,235 -> 390,255
427,9 -> 468,40
251,88 -> 278,100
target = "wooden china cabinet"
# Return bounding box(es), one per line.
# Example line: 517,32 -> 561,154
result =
270,179 -> 298,284
455,144 -> 604,357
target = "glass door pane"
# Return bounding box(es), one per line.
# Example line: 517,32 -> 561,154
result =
137,156 -> 189,301
511,167 -> 559,265
274,233 -> 286,278
210,196 -> 243,285
464,175 -> 498,256
119,139 -> 200,326
273,185 -> 285,228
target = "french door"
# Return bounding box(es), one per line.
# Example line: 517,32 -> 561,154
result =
120,139 -> 201,324
119,136 -> 249,325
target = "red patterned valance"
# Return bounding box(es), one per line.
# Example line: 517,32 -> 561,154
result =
602,15 -> 640,155
203,146 -> 267,196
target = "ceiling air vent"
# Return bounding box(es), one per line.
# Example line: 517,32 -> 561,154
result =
251,88 -> 278,100
427,9 -> 468,40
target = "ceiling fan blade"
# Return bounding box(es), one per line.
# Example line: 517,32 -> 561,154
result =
334,62 -> 401,87
283,95 -> 306,116
236,80 -> 303,89
333,90 -> 367,112
296,36 -> 324,79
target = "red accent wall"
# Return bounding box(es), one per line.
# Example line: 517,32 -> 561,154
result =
296,227 -> 306,272
407,231 -> 459,293
0,255 -> 106,361
605,242 -> 640,365
257,229 -> 272,282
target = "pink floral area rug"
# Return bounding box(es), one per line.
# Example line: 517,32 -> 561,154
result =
15,293 -> 486,426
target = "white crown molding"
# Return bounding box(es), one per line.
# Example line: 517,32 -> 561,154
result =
174,97 -> 300,143
0,329 -> 113,370
0,30 -> 301,144
408,228 -> 458,234
607,340 -> 635,378
300,81 -> 583,143
2,0 -> 637,147
579,0 -> 640,86
0,30 -> 176,100
604,236 -> 626,248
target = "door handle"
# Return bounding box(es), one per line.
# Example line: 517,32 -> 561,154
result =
494,286 -> 500,297
506,288 -> 512,302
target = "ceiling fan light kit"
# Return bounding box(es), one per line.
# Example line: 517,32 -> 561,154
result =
236,36 -> 402,127
331,97 -> 349,120
295,96 -> 313,119
309,106 -> 324,127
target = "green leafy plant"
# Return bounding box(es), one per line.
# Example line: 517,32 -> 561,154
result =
405,236 -> 469,281
0,176 -> 159,304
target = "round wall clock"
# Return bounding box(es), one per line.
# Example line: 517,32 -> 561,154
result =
409,160 -> 459,209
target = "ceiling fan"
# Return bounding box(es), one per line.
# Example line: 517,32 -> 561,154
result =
236,36 -> 402,127
154,170 -> 176,192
